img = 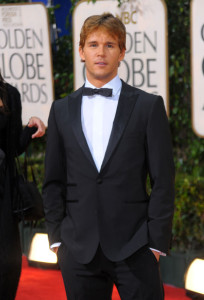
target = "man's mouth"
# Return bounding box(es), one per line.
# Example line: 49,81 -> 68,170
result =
96,62 -> 107,65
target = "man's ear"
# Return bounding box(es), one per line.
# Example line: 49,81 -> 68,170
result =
119,48 -> 126,62
79,46 -> 85,62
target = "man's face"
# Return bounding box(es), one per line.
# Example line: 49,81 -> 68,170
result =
79,28 -> 125,87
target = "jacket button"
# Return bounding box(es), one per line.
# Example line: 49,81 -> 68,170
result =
97,178 -> 102,184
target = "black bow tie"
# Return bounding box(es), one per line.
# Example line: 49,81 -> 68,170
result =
82,87 -> 112,97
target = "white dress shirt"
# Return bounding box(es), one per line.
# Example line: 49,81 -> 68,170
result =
81,75 -> 121,171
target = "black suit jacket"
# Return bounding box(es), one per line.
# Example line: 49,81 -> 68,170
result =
43,80 -> 175,264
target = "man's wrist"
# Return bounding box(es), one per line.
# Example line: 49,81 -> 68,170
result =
50,242 -> 61,252
149,247 -> 166,256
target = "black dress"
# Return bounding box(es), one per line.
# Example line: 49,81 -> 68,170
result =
0,84 -> 36,300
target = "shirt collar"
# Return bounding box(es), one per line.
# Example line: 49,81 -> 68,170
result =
85,75 -> 122,97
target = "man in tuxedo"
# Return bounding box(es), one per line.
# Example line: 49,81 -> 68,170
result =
43,13 -> 175,300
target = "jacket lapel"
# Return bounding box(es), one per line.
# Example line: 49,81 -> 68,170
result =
101,81 -> 139,171
69,86 -> 98,171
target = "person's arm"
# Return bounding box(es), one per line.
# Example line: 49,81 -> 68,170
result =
146,96 -> 175,255
42,102 -> 66,246
9,85 -> 45,154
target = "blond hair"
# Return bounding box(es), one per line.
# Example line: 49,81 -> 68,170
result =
79,13 -> 126,51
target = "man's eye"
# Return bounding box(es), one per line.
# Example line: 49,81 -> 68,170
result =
90,44 -> 97,47
107,44 -> 113,48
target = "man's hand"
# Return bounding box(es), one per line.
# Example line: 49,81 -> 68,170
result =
151,249 -> 160,262
51,247 -> 59,254
28,116 -> 46,138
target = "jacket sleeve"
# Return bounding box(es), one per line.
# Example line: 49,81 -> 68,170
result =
42,102 -> 66,245
8,84 -> 36,155
146,96 -> 175,254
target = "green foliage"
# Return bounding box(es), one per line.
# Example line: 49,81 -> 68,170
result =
26,138 -> 46,192
164,1 -> 204,250
18,139 -> 46,193
172,174 -> 204,251
166,0 -> 204,175
52,34 -> 74,99
47,4 -> 74,99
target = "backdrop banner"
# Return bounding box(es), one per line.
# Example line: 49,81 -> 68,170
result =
0,3 -> 54,126
191,0 -> 204,137
73,0 -> 169,113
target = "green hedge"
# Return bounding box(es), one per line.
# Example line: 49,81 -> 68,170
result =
166,0 -> 204,176
172,175 -> 204,251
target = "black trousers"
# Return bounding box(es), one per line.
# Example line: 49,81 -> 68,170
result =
58,244 -> 164,300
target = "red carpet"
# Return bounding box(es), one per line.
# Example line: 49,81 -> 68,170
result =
15,256 -> 190,300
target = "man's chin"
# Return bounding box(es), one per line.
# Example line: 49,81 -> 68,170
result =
91,73 -> 115,82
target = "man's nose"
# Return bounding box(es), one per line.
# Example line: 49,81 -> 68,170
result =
97,45 -> 105,56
